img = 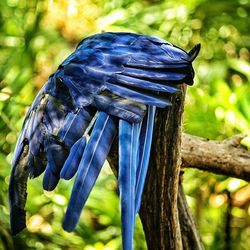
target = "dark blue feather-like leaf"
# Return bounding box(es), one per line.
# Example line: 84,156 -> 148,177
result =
60,136 -> 87,180
118,120 -> 140,250
43,107 -> 95,189
57,107 -> 93,147
43,134 -> 68,174
121,66 -> 186,82
114,74 -> 180,93
9,144 -> 29,235
106,82 -> 171,108
135,106 -> 156,213
93,93 -> 146,123
42,134 -> 68,190
28,152 -> 46,179
63,112 -> 117,232
43,165 -> 60,191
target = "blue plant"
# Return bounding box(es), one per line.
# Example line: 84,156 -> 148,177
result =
9,32 -> 200,250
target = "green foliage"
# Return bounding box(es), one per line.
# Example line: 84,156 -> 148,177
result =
0,0 -> 249,249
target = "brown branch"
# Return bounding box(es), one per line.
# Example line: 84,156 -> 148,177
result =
178,185 -> 205,250
181,133 -> 250,181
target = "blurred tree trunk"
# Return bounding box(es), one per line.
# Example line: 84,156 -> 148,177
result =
109,85 -> 204,250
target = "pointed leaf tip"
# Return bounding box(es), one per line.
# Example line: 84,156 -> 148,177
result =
188,44 -> 201,62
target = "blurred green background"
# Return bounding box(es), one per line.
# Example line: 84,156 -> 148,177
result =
0,0 -> 249,249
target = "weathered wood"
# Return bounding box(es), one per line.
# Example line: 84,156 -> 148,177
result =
178,185 -> 205,250
181,133 -> 250,181
139,86 -> 186,250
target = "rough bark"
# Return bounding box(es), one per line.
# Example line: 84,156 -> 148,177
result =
178,185 -> 205,250
138,86 -> 186,250
181,133 -> 250,181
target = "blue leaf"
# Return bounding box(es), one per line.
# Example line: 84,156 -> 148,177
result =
43,165 -> 60,191
135,106 -> 156,213
63,112 -> 117,232
93,93 -> 146,123
57,107 -> 93,147
60,136 -> 87,180
118,120 -> 140,250
106,82 -> 171,108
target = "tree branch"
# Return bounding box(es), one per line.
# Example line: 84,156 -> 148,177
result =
181,133 -> 250,181
178,185 -> 205,250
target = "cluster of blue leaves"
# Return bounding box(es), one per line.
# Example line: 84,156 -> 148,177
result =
9,32 -> 199,249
